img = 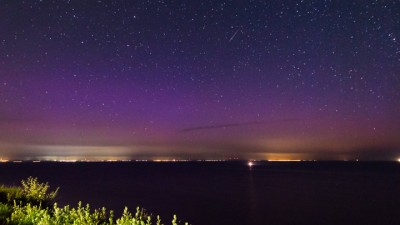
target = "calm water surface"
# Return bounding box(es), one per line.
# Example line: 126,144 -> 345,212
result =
1,161 -> 400,225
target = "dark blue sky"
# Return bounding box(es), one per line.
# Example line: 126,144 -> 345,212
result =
1,1 -> 399,161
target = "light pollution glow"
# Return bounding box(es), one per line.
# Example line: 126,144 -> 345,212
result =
1,1 -> 400,160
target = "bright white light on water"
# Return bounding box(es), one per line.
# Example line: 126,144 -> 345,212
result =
397,158 -> 400,162
248,161 -> 253,167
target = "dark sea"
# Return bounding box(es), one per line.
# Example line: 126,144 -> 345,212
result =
1,161 -> 400,225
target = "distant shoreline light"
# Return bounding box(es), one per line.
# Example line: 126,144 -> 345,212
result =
1,158 -> 400,163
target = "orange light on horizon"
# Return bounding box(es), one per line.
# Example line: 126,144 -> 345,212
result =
267,159 -> 302,162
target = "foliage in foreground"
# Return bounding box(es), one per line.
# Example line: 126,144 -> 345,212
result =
0,177 -> 188,225
0,177 -> 57,208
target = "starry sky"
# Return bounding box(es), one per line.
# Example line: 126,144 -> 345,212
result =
1,0 -> 400,161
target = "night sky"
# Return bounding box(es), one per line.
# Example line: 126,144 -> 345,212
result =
1,1 -> 399,161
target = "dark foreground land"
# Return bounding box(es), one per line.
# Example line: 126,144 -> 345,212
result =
1,161 -> 399,225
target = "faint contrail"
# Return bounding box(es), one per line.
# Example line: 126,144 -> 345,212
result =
229,28 -> 240,42
180,119 -> 300,133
